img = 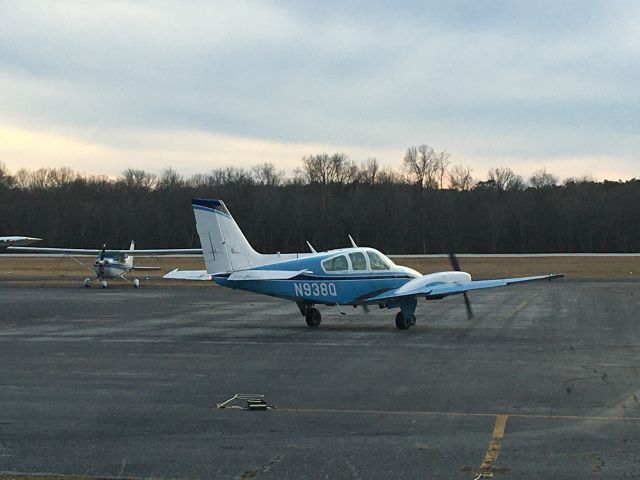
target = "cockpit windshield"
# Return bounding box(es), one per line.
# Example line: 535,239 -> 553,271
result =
366,250 -> 393,271
97,251 -> 125,262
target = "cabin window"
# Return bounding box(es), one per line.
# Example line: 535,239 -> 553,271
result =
322,255 -> 349,272
349,252 -> 367,271
367,251 -> 391,270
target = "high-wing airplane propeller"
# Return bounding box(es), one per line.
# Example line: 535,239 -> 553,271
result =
166,199 -> 563,330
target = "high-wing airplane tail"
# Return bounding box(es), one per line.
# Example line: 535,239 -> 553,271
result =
126,240 -> 135,268
192,199 -> 263,274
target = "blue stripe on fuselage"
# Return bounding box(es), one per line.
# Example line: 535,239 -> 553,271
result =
213,275 -> 411,305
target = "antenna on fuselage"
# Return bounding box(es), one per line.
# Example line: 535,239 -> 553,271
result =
348,235 -> 358,248
306,241 -> 317,253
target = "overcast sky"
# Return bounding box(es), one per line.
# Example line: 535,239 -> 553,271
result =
1,0 -> 638,181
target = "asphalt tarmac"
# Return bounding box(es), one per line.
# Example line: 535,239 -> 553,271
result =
1,280 -> 639,479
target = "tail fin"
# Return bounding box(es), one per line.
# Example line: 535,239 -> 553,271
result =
192,199 -> 262,274
126,240 -> 135,268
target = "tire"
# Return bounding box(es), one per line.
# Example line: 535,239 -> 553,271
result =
395,311 -> 410,330
305,308 -> 322,327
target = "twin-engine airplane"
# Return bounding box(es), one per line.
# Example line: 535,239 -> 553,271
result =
9,241 -> 202,288
166,199 -> 563,330
0,236 -> 42,248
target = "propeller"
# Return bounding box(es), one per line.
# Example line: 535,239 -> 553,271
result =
100,244 -> 106,261
448,253 -> 474,320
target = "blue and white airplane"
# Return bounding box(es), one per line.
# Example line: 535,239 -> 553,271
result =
166,199 -> 563,330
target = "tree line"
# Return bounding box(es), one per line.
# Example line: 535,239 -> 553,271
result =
1,147 -> 638,254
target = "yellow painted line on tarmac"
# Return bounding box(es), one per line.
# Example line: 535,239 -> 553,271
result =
500,293 -> 537,321
273,407 -> 640,422
478,414 -> 509,478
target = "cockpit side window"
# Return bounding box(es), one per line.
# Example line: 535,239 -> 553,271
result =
349,252 -> 367,271
367,251 -> 391,271
322,255 -> 349,272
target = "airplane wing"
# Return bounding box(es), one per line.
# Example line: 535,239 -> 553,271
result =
8,246 -> 202,256
364,274 -> 563,303
0,237 -> 42,248
7,246 -> 103,254
123,248 -> 202,256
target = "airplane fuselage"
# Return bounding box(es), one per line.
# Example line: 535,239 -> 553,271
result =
94,259 -> 132,279
213,247 -> 421,306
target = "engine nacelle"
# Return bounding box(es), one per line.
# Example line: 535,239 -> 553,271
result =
395,271 -> 471,295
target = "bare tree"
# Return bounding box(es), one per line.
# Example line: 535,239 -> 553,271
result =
563,173 -> 595,186
448,164 -> 475,191
403,145 -> 439,189
435,150 -> 451,189
12,168 -> 31,189
302,153 -> 331,185
0,162 -> 13,188
158,167 -> 184,189
402,145 -> 451,189
121,168 -> 157,189
529,168 -> 558,189
359,158 -> 379,185
302,153 -> 358,185
252,162 -> 284,186
47,167 -> 79,187
487,166 -> 526,191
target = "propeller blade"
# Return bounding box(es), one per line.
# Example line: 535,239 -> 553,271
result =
463,292 -> 474,319
448,253 -> 461,271
450,253 -> 473,319
362,304 -> 370,314
100,244 -> 106,261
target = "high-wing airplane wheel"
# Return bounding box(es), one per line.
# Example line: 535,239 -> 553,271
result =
305,308 -> 322,327
395,311 -> 411,330
101,280 -> 108,288
133,279 -> 140,288
84,278 -> 92,288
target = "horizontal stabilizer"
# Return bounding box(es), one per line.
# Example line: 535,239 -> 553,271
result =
163,269 -> 212,281
227,269 -> 309,281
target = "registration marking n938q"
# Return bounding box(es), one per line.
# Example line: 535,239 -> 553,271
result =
294,282 -> 337,297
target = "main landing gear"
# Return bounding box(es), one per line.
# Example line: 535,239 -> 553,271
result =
395,311 -> 416,330
83,277 -> 140,288
394,298 -> 418,330
298,302 -> 322,328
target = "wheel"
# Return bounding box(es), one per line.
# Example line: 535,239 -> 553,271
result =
305,308 -> 322,327
133,279 -> 140,288
395,311 -> 410,330
101,280 -> 108,288
84,278 -> 92,288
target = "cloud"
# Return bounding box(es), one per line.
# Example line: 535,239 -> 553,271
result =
0,1 -> 638,179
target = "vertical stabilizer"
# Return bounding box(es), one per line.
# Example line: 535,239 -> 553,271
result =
126,240 -> 135,268
192,199 -> 262,273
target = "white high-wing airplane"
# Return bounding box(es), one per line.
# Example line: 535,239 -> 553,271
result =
0,236 -> 42,248
9,241 -> 202,288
